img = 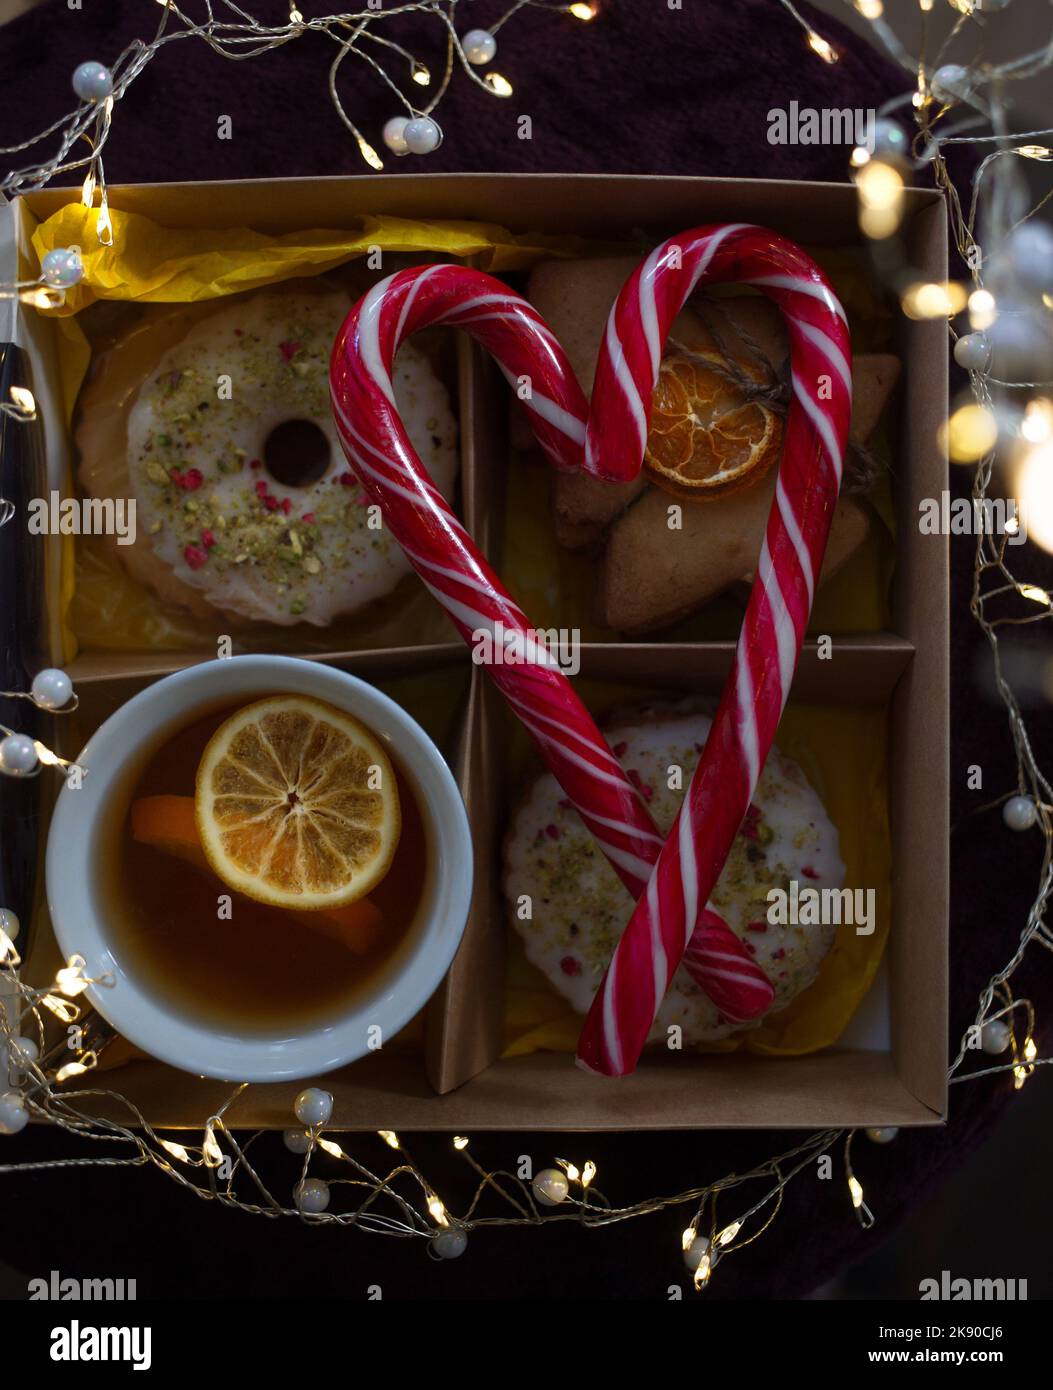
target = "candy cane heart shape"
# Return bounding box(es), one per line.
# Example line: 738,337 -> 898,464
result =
329,264 -> 770,1022
576,225 -> 852,1076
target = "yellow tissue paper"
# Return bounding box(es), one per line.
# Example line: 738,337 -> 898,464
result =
31,204 -> 595,318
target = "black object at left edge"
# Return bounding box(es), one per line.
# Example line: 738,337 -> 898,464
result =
0,342 -> 49,957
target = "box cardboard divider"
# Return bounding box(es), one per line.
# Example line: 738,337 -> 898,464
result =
9,174 -> 948,1131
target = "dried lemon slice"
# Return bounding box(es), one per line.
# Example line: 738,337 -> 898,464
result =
643,350 -> 782,502
195,695 -> 400,910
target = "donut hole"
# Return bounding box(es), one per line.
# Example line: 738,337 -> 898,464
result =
263,419 -> 331,488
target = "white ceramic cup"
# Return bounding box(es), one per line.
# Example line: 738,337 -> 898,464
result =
46,655 -> 472,1082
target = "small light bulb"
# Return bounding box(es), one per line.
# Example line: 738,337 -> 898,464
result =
412,63 -> 430,86
856,159 -> 904,238
33,741 -> 63,767
356,136 -> 383,171
378,1129 -> 400,1149
96,198 -> 113,247
1020,399 -> 1053,444
693,1252 -> 712,1288
806,32 -> 838,64
40,994 -> 79,1023
317,1138 -> 344,1158
940,403 -> 998,462
1023,1036 -> 1038,1062
968,289 -> 997,330
568,2 -> 598,18
8,385 -> 36,415
855,0 -> 883,17
484,72 -> 514,97
856,160 -> 903,205
20,287 -> 63,310
1019,585 -> 1051,606
1016,145 -> 1052,161
452,1135 -> 469,1150
427,1195 -> 449,1227
203,1126 -> 224,1167
54,1060 -> 88,1083
581,1160 -> 597,1187
717,1221 -> 741,1247
681,1223 -> 697,1251
901,281 -> 968,319
848,1175 -> 864,1208
81,171 -> 96,207
160,1140 -> 191,1163
56,957 -> 89,997
289,6 -> 303,22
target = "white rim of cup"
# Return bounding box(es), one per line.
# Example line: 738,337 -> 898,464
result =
45,655 -> 473,1083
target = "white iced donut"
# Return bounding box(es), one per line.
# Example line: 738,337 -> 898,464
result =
503,704 -> 846,1044
77,287 -> 458,626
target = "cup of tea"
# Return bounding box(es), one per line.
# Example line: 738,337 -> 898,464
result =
46,655 -> 473,1082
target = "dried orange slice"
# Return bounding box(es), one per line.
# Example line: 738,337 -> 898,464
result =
643,350 -> 782,502
195,696 -> 400,910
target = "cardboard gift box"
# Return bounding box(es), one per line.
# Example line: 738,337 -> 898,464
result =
1,172 -> 948,1130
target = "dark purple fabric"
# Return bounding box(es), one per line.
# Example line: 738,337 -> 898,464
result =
5,0 -> 912,184
1,0 -> 1050,1300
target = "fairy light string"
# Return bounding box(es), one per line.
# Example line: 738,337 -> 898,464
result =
1,0 -> 1052,1292
0,1 -> 596,214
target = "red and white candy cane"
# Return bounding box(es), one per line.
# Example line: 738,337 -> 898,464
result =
576,224 -> 852,1075
329,264 -> 772,1021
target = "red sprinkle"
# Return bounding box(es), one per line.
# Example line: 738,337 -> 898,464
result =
278,340 -> 302,362
801,865 -> 820,880
254,480 -> 269,498
339,472 -> 356,487
545,824 -> 560,841
265,495 -> 279,511
281,497 -> 292,515
183,545 -> 208,570
302,512 -> 315,524
201,529 -> 216,549
249,458 -> 262,470
772,948 -> 786,961
746,920 -> 768,933
560,956 -> 581,977
168,467 -> 204,492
